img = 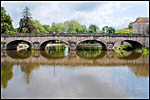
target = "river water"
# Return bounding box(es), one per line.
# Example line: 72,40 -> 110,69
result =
1,47 -> 149,99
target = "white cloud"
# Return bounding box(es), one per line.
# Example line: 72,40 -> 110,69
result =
1,1 -> 149,30
70,2 -> 135,29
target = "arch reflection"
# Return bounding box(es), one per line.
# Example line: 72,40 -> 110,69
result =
114,50 -> 142,60
7,50 -> 33,59
40,46 -> 66,59
76,49 -> 107,59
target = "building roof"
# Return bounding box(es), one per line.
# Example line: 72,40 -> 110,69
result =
133,17 -> 149,23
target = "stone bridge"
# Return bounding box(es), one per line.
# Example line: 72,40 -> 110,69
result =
1,33 -> 149,50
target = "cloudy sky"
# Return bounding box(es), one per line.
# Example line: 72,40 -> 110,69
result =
1,1 -> 149,30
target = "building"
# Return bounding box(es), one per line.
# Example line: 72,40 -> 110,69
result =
132,17 -> 149,34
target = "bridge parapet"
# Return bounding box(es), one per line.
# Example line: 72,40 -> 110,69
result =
1,33 -> 149,37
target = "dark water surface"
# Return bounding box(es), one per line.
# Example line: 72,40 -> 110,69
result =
1,49 -> 149,99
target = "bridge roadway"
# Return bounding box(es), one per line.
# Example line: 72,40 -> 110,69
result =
1,33 -> 149,50
1,50 -> 149,67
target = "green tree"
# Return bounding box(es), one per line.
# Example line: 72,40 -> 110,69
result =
42,24 -> 51,33
32,20 -> 47,33
50,22 -> 56,33
102,26 -> 108,33
81,25 -> 88,33
1,7 -> 14,34
102,26 -> 115,33
107,27 -> 115,33
19,6 -> 35,33
49,20 -> 87,33
55,23 -> 66,33
88,24 -> 99,33
75,27 -> 82,33
64,20 -> 82,33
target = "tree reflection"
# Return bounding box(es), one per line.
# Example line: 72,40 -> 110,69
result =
20,64 -> 40,84
43,45 -> 66,59
128,64 -> 149,77
76,49 -> 103,59
1,64 -> 13,88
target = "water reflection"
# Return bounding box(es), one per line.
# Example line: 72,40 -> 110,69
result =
4,49 -> 145,60
41,45 -> 67,59
6,50 -> 33,59
1,64 -> 13,88
76,49 -> 106,59
1,49 -> 149,99
20,64 -> 40,84
113,50 -> 142,60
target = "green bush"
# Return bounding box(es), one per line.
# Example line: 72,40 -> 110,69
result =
115,28 -> 133,34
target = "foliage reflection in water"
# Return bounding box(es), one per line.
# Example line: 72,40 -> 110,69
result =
45,45 -> 66,58
1,64 -> 13,88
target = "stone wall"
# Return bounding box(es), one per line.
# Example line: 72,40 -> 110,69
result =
133,22 -> 149,34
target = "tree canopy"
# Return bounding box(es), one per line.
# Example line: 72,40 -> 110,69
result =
88,24 -> 99,33
1,7 -> 14,34
32,20 -> 47,33
102,26 -> 115,33
64,20 -> 83,33
42,24 -> 51,33
19,6 -> 35,33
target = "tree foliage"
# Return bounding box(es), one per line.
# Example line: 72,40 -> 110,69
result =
42,24 -> 51,33
64,20 -> 83,33
1,7 -> 14,34
19,6 -> 35,33
115,28 -> 133,34
88,24 -> 99,33
55,23 -> 66,33
107,27 -> 115,33
32,20 -> 47,33
81,25 -> 88,33
50,22 -> 56,33
49,20 -> 85,33
102,26 -> 115,33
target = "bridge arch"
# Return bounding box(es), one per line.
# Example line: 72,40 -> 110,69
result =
76,39 -> 107,50
6,40 -> 33,50
40,39 -> 69,50
114,39 -> 143,50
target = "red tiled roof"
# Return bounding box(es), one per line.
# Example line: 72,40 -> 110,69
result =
134,17 -> 149,23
